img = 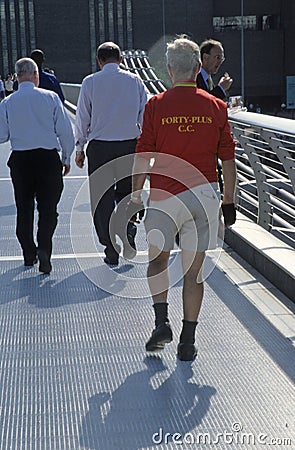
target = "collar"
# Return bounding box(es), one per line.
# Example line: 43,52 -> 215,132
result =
101,63 -> 120,72
19,81 -> 35,89
200,67 -> 210,80
173,80 -> 196,88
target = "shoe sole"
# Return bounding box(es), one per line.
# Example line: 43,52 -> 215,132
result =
146,337 -> 173,352
177,345 -> 198,361
177,352 -> 198,361
104,257 -> 119,266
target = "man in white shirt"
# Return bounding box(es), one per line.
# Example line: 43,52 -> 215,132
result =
75,42 -> 148,265
0,58 -> 74,273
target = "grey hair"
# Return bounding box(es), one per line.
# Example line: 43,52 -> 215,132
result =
166,36 -> 201,78
15,58 -> 38,78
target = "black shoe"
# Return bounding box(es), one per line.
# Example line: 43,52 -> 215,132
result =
104,255 -> 119,265
145,322 -> 173,352
38,250 -> 52,274
104,243 -> 120,266
177,343 -> 198,361
24,256 -> 38,267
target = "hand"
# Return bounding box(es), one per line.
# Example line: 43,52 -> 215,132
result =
125,199 -> 145,223
62,164 -> 70,176
75,151 -> 85,168
219,72 -> 233,91
221,203 -> 236,227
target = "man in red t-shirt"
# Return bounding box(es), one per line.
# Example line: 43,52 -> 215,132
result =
128,36 -> 237,361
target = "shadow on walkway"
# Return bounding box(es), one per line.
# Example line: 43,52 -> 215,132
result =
0,264 -> 113,308
79,356 -> 216,449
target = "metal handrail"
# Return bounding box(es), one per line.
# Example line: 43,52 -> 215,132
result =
121,50 -> 167,93
229,110 -> 295,247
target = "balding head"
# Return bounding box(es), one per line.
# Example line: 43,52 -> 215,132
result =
199,39 -> 225,75
96,42 -> 122,67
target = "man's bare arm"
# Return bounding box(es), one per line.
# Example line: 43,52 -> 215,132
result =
131,154 -> 151,201
222,158 -> 236,204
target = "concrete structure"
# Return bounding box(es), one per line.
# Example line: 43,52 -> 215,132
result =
0,0 -> 294,110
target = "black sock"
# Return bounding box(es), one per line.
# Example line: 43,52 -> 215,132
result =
153,303 -> 169,327
179,320 -> 198,344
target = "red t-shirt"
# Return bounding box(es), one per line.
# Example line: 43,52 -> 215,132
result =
136,85 -> 235,199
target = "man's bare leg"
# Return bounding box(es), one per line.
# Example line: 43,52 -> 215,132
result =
147,245 -> 170,303
178,250 -> 205,361
145,245 -> 173,351
182,250 -> 205,321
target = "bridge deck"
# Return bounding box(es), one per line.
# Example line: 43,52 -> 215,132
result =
0,116 -> 294,450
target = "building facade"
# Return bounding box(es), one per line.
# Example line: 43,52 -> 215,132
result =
0,0 -> 294,112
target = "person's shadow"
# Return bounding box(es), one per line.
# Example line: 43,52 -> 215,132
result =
0,263 -> 124,308
79,356 -> 216,449
0,203 -> 16,216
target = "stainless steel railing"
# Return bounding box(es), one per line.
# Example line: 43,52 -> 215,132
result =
228,110 -> 295,248
121,49 -> 167,94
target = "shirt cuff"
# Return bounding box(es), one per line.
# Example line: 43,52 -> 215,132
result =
217,84 -> 226,96
75,142 -> 85,152
62,155 -> 71,166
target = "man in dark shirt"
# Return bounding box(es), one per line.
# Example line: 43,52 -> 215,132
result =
197,39 -> 233,193
197,39 -> 233,101
30,49 -> 65,103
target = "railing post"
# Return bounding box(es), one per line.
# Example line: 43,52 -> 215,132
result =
260,129 -> 295,194
232,127 -> 273,231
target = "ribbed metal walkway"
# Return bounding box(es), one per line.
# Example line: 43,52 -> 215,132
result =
0,120 -> 294,449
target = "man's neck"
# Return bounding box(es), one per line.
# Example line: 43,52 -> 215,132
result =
100,60 -> 119,69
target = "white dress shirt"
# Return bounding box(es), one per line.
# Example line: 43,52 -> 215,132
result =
75,63 -> 148,151
0,82 -> 74,165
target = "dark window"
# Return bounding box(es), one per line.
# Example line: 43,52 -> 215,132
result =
0,0 -> 36,75
89,0 -> 133,71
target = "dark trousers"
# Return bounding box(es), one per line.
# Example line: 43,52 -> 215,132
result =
86,139 -> 136,253
7,149 -> 63,260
